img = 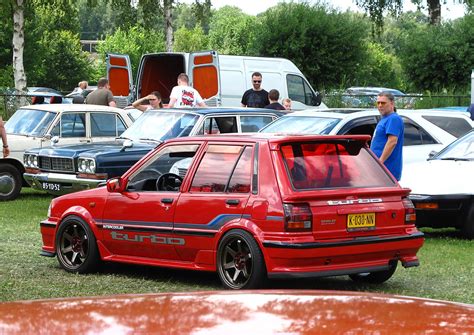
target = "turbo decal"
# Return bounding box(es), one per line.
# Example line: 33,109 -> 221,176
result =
111,231 -> 185,245
327,198 -> 383,206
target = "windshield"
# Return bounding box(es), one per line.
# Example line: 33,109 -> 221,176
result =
436,131 -> 474,161
4,108 -> 57,136
260,116 -> 341,134
120,111 -> 200,142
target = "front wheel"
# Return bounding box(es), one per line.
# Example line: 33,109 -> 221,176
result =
217,229 -> 266,289
349,261 -> 398,284
56,216 -> 100,273
0,164 -> 22,201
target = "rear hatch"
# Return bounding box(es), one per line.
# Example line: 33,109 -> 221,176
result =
272,136 -> 414,239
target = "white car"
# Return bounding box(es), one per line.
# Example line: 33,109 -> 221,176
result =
260,108 -> 473,165
0,104 -> 136,201
400,129 -> 474,238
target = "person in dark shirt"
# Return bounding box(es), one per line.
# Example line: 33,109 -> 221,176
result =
241,72 -> 269,108
265,89 -> 286,110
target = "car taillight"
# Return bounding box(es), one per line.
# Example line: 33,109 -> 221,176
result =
283,203 -> 312,231
402,197 -> 416,225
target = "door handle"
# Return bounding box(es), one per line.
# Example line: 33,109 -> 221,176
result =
161,198 -> 173,204
226,199 -> 240,205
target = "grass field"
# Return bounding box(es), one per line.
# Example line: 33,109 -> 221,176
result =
1,189 -> 473,303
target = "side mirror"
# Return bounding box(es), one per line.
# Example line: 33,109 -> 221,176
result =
120,139 -> 133,152
428,150 -> 438,159
50,136 -> 59,146
312,92 -> 322,106
106,177 -> 126,193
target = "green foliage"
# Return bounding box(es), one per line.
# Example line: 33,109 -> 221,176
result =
174,26 -> 209,52
398,14 -> 474,92
207,6 -> 258,55
95,25 -> 166,82
33,30 -> 93,91
354,42 -> 405,89
253,3 -> 370,90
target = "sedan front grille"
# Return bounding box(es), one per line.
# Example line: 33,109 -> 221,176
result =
39,156 -> 74,173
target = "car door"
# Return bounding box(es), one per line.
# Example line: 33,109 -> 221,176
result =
173,143 -> 254,263
49,112 -> 88,145
100,143 -> 201,261
188,51 -> 221,106
106,53 -> 133,106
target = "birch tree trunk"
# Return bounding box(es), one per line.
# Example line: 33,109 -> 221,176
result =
164,0 -> 173,52
12,0 -> 27,102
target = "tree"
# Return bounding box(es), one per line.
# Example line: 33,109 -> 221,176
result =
252,3 -> 369,89
11,0 -> 27,94
174,26 -> 208,52
207,6 -> 258,55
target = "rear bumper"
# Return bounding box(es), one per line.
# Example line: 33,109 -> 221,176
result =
24,172 -> 104,196
263,231 -> 424,279
409,194 -> 472,228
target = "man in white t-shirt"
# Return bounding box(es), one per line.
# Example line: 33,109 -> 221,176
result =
167,73 -> 207,108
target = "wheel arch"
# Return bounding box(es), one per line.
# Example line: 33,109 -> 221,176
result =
58,207 -> 102,239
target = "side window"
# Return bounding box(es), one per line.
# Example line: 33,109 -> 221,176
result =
422,116 -> 472,138
191,145 -> 251,193
240,116 -> 274,132
287,74 -> 318,106
127,144 -> 199,192
404,122 -> 437,146
90,113 -> 125,137
198,117 -> 238,135
51,113 -> 86,138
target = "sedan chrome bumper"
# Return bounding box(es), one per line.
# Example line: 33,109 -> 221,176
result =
24,172 -> 104,195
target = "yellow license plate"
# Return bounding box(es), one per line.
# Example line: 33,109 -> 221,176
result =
347,213 -> 376,230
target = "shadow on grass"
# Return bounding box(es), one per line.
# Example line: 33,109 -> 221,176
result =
420,227 -> 464,239
96,261 -> 395,293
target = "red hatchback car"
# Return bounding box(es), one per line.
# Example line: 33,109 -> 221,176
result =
40,134 -> 424,289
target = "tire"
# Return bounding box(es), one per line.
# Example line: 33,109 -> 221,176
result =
349,261 -> 398,284
56,216 -> 100,273
461,202 -> 474,239
0,164 -> 22,201
217,229 -> 266,290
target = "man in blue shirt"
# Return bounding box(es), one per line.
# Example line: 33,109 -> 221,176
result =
370,92 -> 404,180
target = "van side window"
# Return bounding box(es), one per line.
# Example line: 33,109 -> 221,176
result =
287,74 -> 318,106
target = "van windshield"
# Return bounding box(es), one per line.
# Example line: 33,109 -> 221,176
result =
120,110 -> 199,142
281,141 -> 395,190
5,108 -> 57,136
261,116 -> 340,134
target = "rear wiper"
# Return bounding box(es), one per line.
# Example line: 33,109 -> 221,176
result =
440,157 -> 470,161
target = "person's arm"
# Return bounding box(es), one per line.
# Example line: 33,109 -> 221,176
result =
198,101 -> 207,107
379,135 -> 398,163
0,117 -> 10,158
132,95 -> 151,112
106,90 -> 117,107
108,100 -> 117,108
166,98 -> 177,108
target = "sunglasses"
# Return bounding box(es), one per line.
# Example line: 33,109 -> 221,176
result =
376,101 -> 388,106
253,80 -> 262,83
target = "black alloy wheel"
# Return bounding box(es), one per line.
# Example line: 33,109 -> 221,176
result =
56,216 -> 100,273
217,229 -> 266,290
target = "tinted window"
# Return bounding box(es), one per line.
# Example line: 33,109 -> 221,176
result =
52,113 -> 86,137
240,116 -> 274,132
191,145 -> 249,193
422,116 -> 472,138
197,117 -> 238,135
90,113 -> 125,137
281,141 -> 395,190
404,123 -> 437,146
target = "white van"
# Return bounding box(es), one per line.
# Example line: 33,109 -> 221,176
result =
107,50 -> 325,110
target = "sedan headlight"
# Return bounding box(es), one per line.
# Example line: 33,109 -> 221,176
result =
23,154 -> 39,168
77,157 -> 97,174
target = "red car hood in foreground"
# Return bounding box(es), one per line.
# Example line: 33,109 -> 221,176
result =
1,290 -> 473,334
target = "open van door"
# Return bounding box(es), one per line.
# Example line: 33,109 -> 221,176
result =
106,53 -> 133,108
188,51 -> 221,107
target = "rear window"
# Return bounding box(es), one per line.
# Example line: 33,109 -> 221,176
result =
422,115 -> 472,138
281,141 -> 395,190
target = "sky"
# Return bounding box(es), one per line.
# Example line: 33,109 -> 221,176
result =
188,0 -> 467,20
